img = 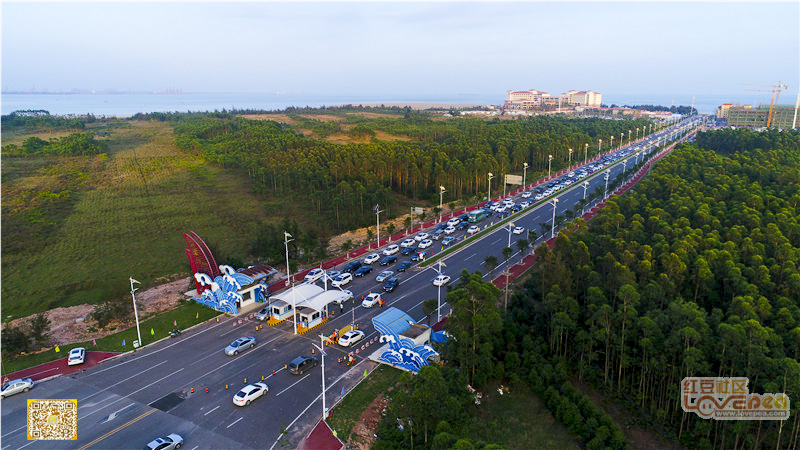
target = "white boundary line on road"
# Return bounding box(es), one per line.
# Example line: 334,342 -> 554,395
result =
226,417 -> 244,428
275,373 -> 311,396
204,405 -> 221,416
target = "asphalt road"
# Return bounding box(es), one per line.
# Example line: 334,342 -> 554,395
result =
0,118 -> 702,450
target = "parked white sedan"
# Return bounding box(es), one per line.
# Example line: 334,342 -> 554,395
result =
414,232 -> 429,241
418,239 -> 433,249
383,244 -> 400,256
400,239 -> 416,248
444,226 -> 456,235
521,191 -> 532,198
433,274 -> 451,286
233,382 -> 269,406
338,330 -> 365,347
467,225 -> 480,235
67,347 -> 86,366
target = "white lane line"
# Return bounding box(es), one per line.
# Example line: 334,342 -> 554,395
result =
79,368 -> 184,420
275,373 -> 311,396
182,335 -> 285,388
191,446 -> 199,450
26,367 -> 59,378
86,319 -> 228,376
466,253 -> 477,260
226,417 -> 244,429
204,405 -> 221,416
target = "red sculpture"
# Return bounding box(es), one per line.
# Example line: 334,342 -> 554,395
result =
184,231 -> 220,294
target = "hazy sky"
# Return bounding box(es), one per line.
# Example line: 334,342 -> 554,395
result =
2,1 -> 799,97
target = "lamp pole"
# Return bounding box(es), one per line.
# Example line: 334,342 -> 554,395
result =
284,231 -> 297,335
610,135 -> 614,153
439,186 -> 446,223
435,261 -> 446,322
568,148 -> 573,168
375,205 -> 383,250
620,133 -> 623,150
129,277 -> 143,347
582,181 -> 589,214
550,199 -> 559,239
487,172 -> 494,201
584,143 -> 588,164
523,162 -> 528,187
312,335 -> 327,420
598,139 -> 602,159
628,130 -> 631,146
604,169 -> 611,199
547,154 -> 553,178
504,222 -> 515,310
636,127 -> 639,142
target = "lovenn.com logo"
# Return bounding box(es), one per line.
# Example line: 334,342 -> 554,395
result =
681,377 -> 790,421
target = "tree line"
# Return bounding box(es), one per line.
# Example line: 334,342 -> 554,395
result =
1,110 -> 89,131
171,113 -> 651,234
517,128 -> 800,448
2,132 -> 107,156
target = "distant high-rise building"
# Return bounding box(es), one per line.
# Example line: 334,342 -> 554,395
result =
716,103 -> 733,119
726,105 -> 796,128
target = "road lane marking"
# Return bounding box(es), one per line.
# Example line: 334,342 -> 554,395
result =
79,368 -> 184,420
191,447 -> 199,450
275,373 -> 311,396
26,366 -> 59,378
226,417 -> 244,428
101,403 -> 136,423
78,408 -> 157,450
204,405 -> 221,416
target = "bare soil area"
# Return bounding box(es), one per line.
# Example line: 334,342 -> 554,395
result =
346,393 -> 391,450
239,114 -> 298,125
4,277 -> 191,346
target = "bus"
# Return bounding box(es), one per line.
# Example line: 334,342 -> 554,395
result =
468,209 -> 489,223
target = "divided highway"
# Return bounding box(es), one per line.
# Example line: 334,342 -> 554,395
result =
0,118 -> 703,450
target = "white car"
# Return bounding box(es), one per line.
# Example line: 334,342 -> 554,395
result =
67,347 -> 86,366
433,274 -> 451,287
418,239 -> 433,249
383,244 -> 400,256
304,268 -> 325,283
338,330 -> 365,347
520,201 -> 531,208
400,238 -> 416,248
376,270 -> 394,282
535,193 -> 544,200
568,171 -> 575,177
447,218 -> 461,227
444,226 -> 456,235
494,206 -> 506,214
362,293 -> 382,308
503,200 -> 514,207
513,226 -> 525,235
414,232 -> 429,241
521,191 -> 532,198
331,273 -> 353,287
467,225 -> 480,235
233,382 -> 269,406
334,290 -> 354,304
363,253 -> 380,265
544,188 -> 553,196
144,434 -> 184,450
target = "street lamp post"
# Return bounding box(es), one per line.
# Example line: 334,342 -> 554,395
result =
503,222 -> 515,310
439,186 -> 446,223
636,127 -> 639,142
604,169 -> 611,199
568,148 -> 573,168
620,133 -> 623,150
311,335 -> 327,420
547,154 -> 553,178
610,135 -> 614,152
129,277 -> 143,347
434,261 -> 446,322
550,199 -> 559,239
375,205 -> 383,250
487,172 -> 494,201
584,143 -> 588,164
523,162 -> 528,187
598,139 -> 602,159
284,231 -> 297,335
582,181 -> 589,214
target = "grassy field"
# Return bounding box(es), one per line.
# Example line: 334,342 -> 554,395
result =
1,300 -> 220,375
1,121 -> 274,320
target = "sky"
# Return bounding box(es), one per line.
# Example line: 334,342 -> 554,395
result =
2,1 -> 799,99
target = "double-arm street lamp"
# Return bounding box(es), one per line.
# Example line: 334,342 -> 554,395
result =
523,162 -> 528,187
487,172 -> 494,201
438,185 -> 446,223
584,143 -> 589,164
547,154 -> 553,178
568,148 -> 573,168
550,199 -> 559,239
603,169 -> 611,199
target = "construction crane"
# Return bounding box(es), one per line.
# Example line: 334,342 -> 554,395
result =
742,81 -> 788,127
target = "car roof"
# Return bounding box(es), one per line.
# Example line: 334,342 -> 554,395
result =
291,356 -> 310,364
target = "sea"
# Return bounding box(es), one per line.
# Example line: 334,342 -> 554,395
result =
0,92 -> 769,117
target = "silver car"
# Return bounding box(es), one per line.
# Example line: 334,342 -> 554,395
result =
225,336 -> 256,356
144,433 -> 184,450
256,306 -> 270,321
1,378 -> 34,399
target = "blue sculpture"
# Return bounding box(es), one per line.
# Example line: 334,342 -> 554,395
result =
192,265 -> 267,315
372,308 -> 439,372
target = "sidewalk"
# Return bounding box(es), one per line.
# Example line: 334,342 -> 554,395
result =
3,351 -> 121,383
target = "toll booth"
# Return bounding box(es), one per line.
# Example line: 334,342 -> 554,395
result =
266,283 -> 324,325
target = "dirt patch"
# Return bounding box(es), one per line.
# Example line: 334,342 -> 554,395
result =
4,276 -> 191,346
346,392 -> 391,450
298,114 -> 344,123
373,130 -> 411,142
239,114 -> 298,125
345,112 -> 402,119
574,381 -> 679,450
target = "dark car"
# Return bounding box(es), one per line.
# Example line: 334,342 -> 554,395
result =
343,261 -> 362,273
435,223 -> 448,232
400,246 -> 417,256
432,230 -> 445,240
441,236 -> 456,247
288,356 -> 318,375
383,277 -> 400,293
354,266 -> 372,277
397,261 -> 412,272
411,251 -> 427,262
456,221 -> 469,230
379,255 -> 397,266
511,205 -> 522,212
458,214 -> 469,223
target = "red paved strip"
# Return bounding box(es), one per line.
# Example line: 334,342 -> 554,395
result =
297,419 -> 343,450
3,351 -> 121,383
